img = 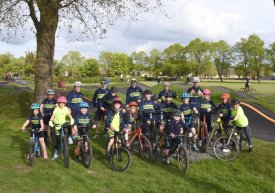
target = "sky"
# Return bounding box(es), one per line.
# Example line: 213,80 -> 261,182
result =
1,0 -> 275,59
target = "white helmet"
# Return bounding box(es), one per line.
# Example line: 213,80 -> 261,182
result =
47,89 -> 55,95
74,81 -> 82,87
192,77 -> 200,83
163,82 -> 170,86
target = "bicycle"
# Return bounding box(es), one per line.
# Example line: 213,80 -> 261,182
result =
198,115 -> 209,153
239,87 -> 256,95
53,122 -> 70,168
26,128 -> 42,166
160,135 -> 189,175
75,125 -> 92,168
110,131 -> 132,172
128,123 -> 153,160
213,122 -> 251,161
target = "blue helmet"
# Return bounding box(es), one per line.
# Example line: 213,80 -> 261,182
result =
31,103 -> 40,110
79,102 -> 89,109
181,93 -> 190,99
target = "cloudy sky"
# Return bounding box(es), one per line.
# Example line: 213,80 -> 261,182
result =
1,0 -> 275,59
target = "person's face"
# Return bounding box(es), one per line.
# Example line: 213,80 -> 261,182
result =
233,104 -> 239,110
166,97 -> 172,102
204,94 -> 210,100
59,102 -> 66,108
145,94 -> 151,100
193,82 -> 199,87
221,98 -> 228,104
131,82 -> 137,88
174,115 -> 181,121
47,94 -> 54,99
111,92 -> 116,96
164,85 -> 169,90
114,103 -> 121,110
33,109 -> 39,115
101,82 -> 107,89
75,86 -> 81,92
129,106 -> 137,114
80,108 -> 88,114
182,98 -> 189,104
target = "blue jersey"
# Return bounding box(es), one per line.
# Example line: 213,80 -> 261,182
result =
67,90 -> 83,113
186,86 -> 203,106
92,87 -> 110,108
168,119 -> 190,135
28,114 -> 43,129
139,99 -> 157,122
74,112 -> 94,127
126,86 -> 143,104
160,101 -> 178,121
99,93 -> 118,110
41,98 -> 57,116
105,110 -> 125,129
216,103 -> 232,122
200,99 -> 216,116
179,103 -> 196,123
158,90 -> 177,102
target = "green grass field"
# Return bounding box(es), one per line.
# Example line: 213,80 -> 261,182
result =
0,84 -> 275,193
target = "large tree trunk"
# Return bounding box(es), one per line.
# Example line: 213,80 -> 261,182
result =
34,7 -> 58,103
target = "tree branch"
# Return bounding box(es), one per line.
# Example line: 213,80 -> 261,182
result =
58,0 -> 78,9
26,0 -> 39,29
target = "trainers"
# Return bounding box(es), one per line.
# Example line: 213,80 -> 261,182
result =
106,150 -> 111,159
68,136 -> 73,145
192,144 -> 199,152
93,134 -> 100,139
248,145 -> 253,153
51,153 -> 58,160
166,158 -> 171,164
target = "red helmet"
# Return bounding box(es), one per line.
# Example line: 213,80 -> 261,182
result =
129,101 -> 138,107
57,96 -> 67,104
203,89 -> 211,95
113,97 -> 122,105
220,93 -> 230,99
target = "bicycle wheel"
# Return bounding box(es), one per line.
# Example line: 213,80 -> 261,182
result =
239,88 -> 245,92
28,141 -> 35,166
110,147 -> 131,172
138,135 -> 153,160
213,136 -> 240,161
177,146 -> 189,175
61,135 -> 70,168
81,139 -> 92,168
250,89 -> 256,95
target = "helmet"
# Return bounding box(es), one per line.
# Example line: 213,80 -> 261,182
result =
203,89 -> 211,95
110,86 -> 117,93
151,94 -> 158,101
220,93 -> 231,99
173,109 -> 182,117
129,101 -> 138,107
163,82 -> 170,86
31,103 -> 40,110
181,93 -> 190,99
113,98 -> 123,111
101,79 -> 106,84
130,79 -> 137,83
47,89 -> 55,95
144,89 -> 152,95
79,102 -> 89,109
231,98 -> 240,105
57,96 -> 67,104
192,77 -> 200,83
74,81 -> 82,87
165,92 -> 173,98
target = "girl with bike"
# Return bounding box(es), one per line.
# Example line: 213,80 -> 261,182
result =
125,101 -> 139,131
72,102 -> 96,156
216,93 -> 232,135
49,96 -> 74,160
230,98 -> 253,152
179,93 -> 199,151
105,98 -> 126,158
21,103 -> 48,159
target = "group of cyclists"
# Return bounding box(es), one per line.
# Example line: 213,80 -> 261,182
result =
21,76 -> 253,166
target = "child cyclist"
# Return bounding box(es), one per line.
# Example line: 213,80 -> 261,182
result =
125,101 -> 139,131
164,109 -> 190,164
230,98 -> 253,152
21,103 -> 48,159
105,98 -> 126,158
216,93 -> 232,136
179,93 -> 199,151
200,89 -> 216,133
49,96 -> 74,160
72,102 -> 96,156
40,89 -> 57,144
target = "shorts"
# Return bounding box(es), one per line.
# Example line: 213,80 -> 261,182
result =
43,115 -> 51,125
107,128 -> 119,138
30,130 -> 44,138
94,109 -> 106,121
165,136 -> 179,149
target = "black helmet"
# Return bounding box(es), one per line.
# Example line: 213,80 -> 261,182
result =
144,89 -> 152,95
231,98 -> 240,105
165,92 -> 173,98
110,86 -> 117,93
173,109 -> 182,117
151,94 -> 158,101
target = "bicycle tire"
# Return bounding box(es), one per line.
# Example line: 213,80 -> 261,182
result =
62,135 -> 70,168
213,136 -> 240,161
177,146 -> 189,175
250,89 -> 256,95
110,147 -> 131,172
28,141 -> 35,166
204,126 -> 216,153
81,139 -> 92,168
239,88 -> 245,92
138,135 -> 153,160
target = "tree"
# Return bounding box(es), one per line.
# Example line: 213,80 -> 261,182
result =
80,58 -> 99,77
24,51 -> 36,76
0,0 -> 164,102
266,42 -> 275,73
211,40 -> 232,82
130,51 -> 148,75
60,51 -> 85,77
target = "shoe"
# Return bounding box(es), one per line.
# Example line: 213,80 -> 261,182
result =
106,150 -> 111,159
68,136 -> 73,145
192,144 -> 199,152
51,153 -> 58,160
166,158 -> 171,164
248,145 -> 253,153
93,134 -> 100,139
43,154 -> 48,159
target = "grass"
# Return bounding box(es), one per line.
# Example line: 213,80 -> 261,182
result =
0,85 -> 275,193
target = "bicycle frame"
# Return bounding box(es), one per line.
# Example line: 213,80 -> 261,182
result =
30,129 -> 40,156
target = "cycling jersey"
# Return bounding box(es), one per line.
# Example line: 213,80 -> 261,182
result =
126,86 -> 143,104
231,106 -> 248,127
187,86 -> 203,106
74,112 -> 94,127
160,101 -> 178,121
200,99 -> 216,115
139,99 -> 157,122
179,103 -> 196,124
52,106 -> 71,125
67,90 -> 83,113
158,90 -> 177,102
168,119 -> 190,135
28,114 -> 43,129
98,93 -> 118,110
92,87 -> 110,108
41,98 -> 57,116
216,103 -> 232,123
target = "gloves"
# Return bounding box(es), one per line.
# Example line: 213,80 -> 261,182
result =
219,113 -> 224,117
70,118 -> 75,126
229,120 -> 236,125
49,121 -> 54,127
113,130 -> 120,135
